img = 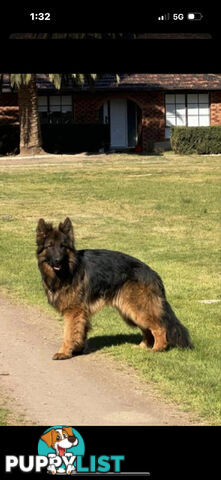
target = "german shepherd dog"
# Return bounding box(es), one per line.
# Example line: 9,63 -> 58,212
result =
36,218 -> 193,360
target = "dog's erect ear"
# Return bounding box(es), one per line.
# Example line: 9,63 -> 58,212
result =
41,429 -> 55,447
36,219 -> 53,252
36,219 -> 53,240
59,218 -> 74,245
36,218 -> 47,236
59,218 -> 73,235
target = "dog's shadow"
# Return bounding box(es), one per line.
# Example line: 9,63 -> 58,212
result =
85,333 -> 142,354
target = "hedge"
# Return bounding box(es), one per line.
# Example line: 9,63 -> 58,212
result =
170,126 -> 221,154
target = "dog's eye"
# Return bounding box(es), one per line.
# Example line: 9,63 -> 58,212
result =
56,435 -> 61,440
63,433 -> 67,438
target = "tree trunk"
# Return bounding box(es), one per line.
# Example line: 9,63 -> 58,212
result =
18,74 -> 45,156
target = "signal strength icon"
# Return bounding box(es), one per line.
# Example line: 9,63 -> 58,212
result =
158,13 -> 170,21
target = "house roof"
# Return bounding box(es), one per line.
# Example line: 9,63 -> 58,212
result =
83,74 -> 221,91
1,73 -> 221,92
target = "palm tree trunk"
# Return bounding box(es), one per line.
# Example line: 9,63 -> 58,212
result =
18,74 -> 45,155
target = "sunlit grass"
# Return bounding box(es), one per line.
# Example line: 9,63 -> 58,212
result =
0,152 -> 220,424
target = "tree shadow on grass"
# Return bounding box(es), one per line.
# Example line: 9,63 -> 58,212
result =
85,333 -> 142,354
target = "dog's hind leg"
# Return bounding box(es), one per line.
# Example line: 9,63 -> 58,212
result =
139,328 -> 154,349
132,323 -> 167,352
114,281 -> 168,352
117,310 -> 154,349
150,326 -> 168,352
53,308 -> 90,360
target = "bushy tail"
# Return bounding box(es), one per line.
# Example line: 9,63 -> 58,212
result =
163,300 -> 193,349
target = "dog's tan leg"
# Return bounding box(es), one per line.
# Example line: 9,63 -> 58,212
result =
140,329 -> 154,349
53,309 -> 90,360
151,326 -> 168,352
132,329 -> 154,350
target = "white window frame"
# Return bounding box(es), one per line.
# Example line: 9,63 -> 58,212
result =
165,92 -> 210,138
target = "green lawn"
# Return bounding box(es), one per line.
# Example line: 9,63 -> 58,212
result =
0,410 -> 7,425
0,152 -> 220,424
0,405 -> 9,425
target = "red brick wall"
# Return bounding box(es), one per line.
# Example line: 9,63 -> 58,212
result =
139,92 -> 165,149
210,92 -> 221,125
74,94 -> 100,123
1,90 -> 221,151
0,93 -> 19,125
74,90 -> 221,151
74,91 -> 165,151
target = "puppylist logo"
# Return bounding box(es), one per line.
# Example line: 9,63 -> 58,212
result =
5,425 -> 127,476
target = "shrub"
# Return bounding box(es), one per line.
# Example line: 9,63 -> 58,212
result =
170,126 -> 221,154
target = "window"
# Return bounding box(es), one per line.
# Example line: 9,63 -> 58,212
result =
38,95 -> 73,124
187,93 -> 210,127
165,93 -> 210,138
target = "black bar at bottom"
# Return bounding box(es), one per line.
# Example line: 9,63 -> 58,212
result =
64,474 -> 150,477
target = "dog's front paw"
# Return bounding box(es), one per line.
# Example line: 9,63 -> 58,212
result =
52,352 -> 72,360
131,341 -> 152,350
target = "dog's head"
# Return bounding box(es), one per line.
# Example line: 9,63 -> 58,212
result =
36,217 -> 76,275
41,427 -> 78,456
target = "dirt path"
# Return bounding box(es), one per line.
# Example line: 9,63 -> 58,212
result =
0,293 -> 200,426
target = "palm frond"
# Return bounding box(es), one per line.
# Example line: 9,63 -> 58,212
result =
72,74 -> 85,85
48,74 -> 62,89
10,74 -> 32,88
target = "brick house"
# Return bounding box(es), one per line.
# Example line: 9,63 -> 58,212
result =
1,73 -> 221,152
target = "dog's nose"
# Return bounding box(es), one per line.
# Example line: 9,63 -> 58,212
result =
54,257 -> 61,265
68,435 -> 77,443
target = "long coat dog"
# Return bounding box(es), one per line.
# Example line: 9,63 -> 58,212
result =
36,218 -> 193,360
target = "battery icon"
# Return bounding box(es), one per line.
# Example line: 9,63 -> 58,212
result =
187,12 -> 203,20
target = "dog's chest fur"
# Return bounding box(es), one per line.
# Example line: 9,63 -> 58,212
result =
44,280 -> 79,314
46,287 -> 60,307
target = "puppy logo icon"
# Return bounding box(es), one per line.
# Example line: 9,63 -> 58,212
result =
38,425 -> 85,475
5,427 -> 127,475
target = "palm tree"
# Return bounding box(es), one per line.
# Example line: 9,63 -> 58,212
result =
10,74 -> 44,155
9,73 -> 105,156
